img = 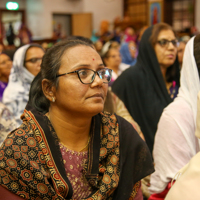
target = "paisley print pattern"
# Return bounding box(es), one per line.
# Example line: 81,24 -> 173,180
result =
0,107 -> 154,199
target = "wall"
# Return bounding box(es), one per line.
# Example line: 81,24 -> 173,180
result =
27,0 -> 123,39
0,0 -> 124,39
26,0 -> 84,38
83,0 -> 123,31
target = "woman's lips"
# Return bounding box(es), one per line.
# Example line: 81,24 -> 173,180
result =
167,54 -> 175,58
88,93 -> 104,99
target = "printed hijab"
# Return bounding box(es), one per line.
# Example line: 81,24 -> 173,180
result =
2,44 -> 43,126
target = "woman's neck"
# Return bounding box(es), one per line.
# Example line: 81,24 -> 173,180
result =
48,108 -> 92,152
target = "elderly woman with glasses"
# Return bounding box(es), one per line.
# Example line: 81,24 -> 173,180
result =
0,39 -> 154,200
2,44 -> 45,126
112,23 -> 180,155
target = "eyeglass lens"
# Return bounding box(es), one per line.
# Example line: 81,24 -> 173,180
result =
158,39 -> 177,47
78,68 -> 112,84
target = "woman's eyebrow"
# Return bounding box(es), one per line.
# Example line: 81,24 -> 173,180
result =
71,63 -> 104,70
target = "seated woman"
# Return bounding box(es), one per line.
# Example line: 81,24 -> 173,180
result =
149,35 -> 200,199
102,45 -> 130,85
112,23 -> 180,155
2,44 -> 45,126
0,39 -> 154,199
0,53 -> 12,101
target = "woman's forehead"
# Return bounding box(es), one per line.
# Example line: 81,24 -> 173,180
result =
60,45 -> 102,68
63,46 -> 100,60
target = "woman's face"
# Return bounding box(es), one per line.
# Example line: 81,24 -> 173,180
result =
154,29 -> 177,68
104,48 -> 121,69
53,45 -> 108,117
25,47 -> 45,76
0,54 -> 12,79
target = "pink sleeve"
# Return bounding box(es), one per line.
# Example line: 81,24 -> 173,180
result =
133,186 -> 143,200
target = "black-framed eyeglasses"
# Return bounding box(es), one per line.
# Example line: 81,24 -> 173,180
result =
157,39 -> 178,48
56,68 -> 112,84
25,57 -> 43,64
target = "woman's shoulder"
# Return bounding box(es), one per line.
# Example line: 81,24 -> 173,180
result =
0,121 -> 31,149
100,112 -> 141,140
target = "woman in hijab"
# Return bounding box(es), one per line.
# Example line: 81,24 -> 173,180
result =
112,23 -> 180,153
0,53 -> 12,101
165,91 -> 200,200
149,35 -> 200,200
2,44 -> 45,126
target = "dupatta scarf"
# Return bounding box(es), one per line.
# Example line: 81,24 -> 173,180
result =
0,105 -> 154,199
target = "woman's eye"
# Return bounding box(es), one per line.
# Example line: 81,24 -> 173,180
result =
79,70 -> 88,76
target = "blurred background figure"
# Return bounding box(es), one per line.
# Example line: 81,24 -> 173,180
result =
123,27 -> 137,43
94,40 -> 103,55
120,41 -> 137,66
102,44 -> 129,85
17,24 -> 32,46
0,53 -> 12,101
6,23 -> 15,47
96,20 -> 112,44
3,44 -> 44,126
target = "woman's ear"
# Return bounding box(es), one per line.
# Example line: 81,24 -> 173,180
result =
42,79 -> 56,102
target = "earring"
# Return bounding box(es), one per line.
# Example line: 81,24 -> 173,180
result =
52,97 -> 55,102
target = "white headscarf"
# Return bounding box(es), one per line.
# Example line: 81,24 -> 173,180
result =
2,44 -> 35,126
165,91 -> 200,200
149,36 -> 200,194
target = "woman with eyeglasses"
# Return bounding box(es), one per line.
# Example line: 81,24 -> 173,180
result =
149,34 -> 200,200
0,39 -> 154,200
112,23 -> 180,155
2,44 -> 45,126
